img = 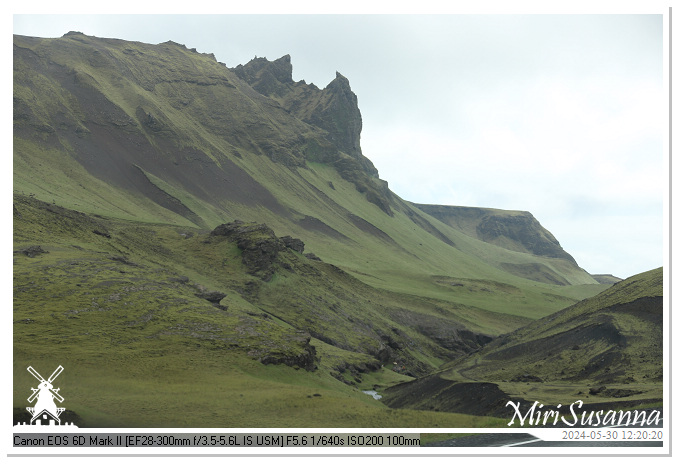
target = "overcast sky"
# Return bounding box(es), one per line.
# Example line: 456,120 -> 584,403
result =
12,10 -> 668,279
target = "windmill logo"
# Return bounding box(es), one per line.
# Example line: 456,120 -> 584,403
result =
14,365 -> 78,428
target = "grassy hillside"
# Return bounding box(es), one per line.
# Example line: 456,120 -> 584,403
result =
383,268 -> 663,416
414,204 -> 577,263
13,194 -> 514,427
13,32 -> 598,293
12,32 -> 630,428
467,268 -> 663,385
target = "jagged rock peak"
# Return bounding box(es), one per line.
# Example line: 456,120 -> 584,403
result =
233,54 -> 293,85
327,71 -> 351,89
229,53 -> 382,206
162,40 -> 187,48
269,54 -> 293,83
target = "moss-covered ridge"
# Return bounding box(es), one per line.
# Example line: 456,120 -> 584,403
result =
383,268 -> 663,416
13,193 -> 499,396
13,32 -> 596,293
469,266 -> 663,385
415,204 -> 578,265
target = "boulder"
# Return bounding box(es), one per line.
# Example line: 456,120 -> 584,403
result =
589,386 -> 607,395
19,245 -> 47,258
196,291 -> 227,304
281,236 -> 305,253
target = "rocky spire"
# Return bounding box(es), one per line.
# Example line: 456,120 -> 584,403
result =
304,71 -> 377,177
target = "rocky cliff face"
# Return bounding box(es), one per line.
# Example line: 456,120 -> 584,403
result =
234,56 -> 376,175
416,204 -> 578,263
476,212 -> 576,263
307,72 -> 368,171
211,220 -> 307,282
231,54 -> 295,97
14,34 -> 391,220
233,55 -> 390,214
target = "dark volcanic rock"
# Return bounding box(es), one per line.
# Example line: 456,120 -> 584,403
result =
254,332 -> 317,371
211,220 -> 272,238
414,204 -> 579,264
589,386 -> 606,395
308,72 -> 375,175
281,236 -> 305,253
210,221 -> 308,281
234,58 -> 375,174
196,291 -> 227,304
233,55 -> 293,97
512,374 -> 544,383
332,359 -> 382,385
232,55 -> 393,215
237,237 -> 284,281
382,375 -> 516,418
476,213 -> 575,263
18,245 -> 48,258
109,255 -> 138,266
93,229 -> 111,238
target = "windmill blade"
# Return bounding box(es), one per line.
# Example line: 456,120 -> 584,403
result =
27,366 -> 45,383
27,389 -> 39,403
50,389 -> 64,403
48,365 -> 64,383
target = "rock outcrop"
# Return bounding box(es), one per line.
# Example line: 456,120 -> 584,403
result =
211,220 -> 308,281
415,204 -> 578,263
476,213 -> 576,263
250,331 -> 317,371
280,236 -> 305,253
196,290 -> 227,304
233,56 -> 392,215
17,245 -> 48,258
307,72 -> 373,174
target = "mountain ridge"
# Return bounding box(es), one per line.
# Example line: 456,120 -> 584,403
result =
13,32 -> 595,286
415,204 -> 575,261
383,267 -> 663,417
13,32 -> 639,428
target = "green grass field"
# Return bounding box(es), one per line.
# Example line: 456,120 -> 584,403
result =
13,192 -> 614,428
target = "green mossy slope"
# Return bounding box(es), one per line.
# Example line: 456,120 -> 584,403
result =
13,32 -> 635,428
